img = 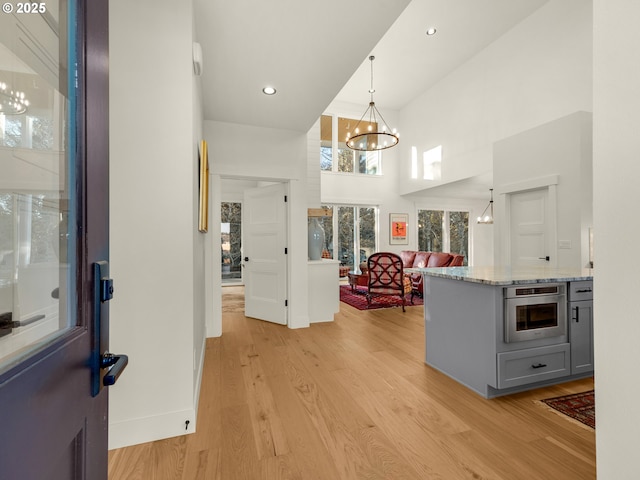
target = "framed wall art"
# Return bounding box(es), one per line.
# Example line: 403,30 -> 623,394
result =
198,140 -> 209,233
389,213 -> 408,245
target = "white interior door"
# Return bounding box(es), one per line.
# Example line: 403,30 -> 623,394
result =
509,188 -> 555,267
243,183 -> 287,324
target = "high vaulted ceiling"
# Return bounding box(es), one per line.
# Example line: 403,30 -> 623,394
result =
195,0 -> 548,134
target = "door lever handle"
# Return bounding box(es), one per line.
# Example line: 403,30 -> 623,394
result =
101,352 -> 129,386
244,257 -> 249,262
538,256 -> 550,261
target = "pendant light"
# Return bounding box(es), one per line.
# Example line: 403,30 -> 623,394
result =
346,56 -> 399,151
477,189 -> 494,224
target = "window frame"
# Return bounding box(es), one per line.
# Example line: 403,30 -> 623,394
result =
320,113 -> 383,176
416,207 -> 470,265
321,203 -> 379,269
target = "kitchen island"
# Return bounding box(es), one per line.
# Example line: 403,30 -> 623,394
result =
406,266 -> 594,398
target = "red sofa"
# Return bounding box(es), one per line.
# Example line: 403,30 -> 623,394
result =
399,250 -> 465,300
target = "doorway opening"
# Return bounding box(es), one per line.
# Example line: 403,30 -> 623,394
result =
218,178 -> 288,326
221,202 -> 242,285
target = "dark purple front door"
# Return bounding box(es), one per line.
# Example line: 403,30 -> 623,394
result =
0,1 -> 120,478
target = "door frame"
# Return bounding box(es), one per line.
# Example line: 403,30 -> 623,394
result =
498,175 -> 559,267
206,175 -> 295,337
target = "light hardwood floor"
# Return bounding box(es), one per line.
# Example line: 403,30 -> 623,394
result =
108,300 -> 596,480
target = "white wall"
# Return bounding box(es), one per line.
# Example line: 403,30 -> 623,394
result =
593,1 -> 640,477
109,0 -> 205,449
205,120 -> 310,330
493,112 -> 593,268
191,12 -> 206,417
397,0 -> 592,196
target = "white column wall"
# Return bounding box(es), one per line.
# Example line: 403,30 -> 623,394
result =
593,0 -> 640,477
109,0 -> 205,449
191,13 -> 206,412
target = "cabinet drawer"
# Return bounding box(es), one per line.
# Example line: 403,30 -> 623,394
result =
569,281 -> 593,301
497,343 -> 570,389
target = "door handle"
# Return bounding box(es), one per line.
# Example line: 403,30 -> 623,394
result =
244,257 -> 249,262
92,261 -> 128,396
538,256 -> 550,261
101,353 -> 129,386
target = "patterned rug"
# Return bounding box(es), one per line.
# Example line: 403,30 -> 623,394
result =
540,390 -> 595,429
339,285 -> 423,310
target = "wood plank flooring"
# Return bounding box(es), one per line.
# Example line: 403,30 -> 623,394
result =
108,299 -> 595,480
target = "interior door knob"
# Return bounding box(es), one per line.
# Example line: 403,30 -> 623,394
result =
244,257 -> 249,262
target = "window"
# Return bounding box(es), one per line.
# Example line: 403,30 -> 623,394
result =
322,204 -> 377,270
221,202 -> 242,283
418,209 -> 469,265
320,115 -> 332,171
319,114 -> 382,175
448,211 -> 469,263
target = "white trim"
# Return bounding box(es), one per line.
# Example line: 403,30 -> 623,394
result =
108,407 -> 197,450
498,174 -> 559,195
192,334 -> 206,430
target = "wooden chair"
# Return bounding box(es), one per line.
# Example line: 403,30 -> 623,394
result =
366,252 -> 410,312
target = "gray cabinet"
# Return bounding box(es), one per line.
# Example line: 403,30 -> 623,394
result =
497,343 -> 570,389
569,281 -> 594,375
422,273 -> 594,398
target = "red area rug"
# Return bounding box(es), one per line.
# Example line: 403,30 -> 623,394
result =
541,390 -> 595,429
339,285 -> 422,310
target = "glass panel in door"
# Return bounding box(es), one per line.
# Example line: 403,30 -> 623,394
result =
337,206 -> 354,269
358,207 -> 376,264
449,211 -> 469,265
418,209 -> 443,252
0,3 -> 76,372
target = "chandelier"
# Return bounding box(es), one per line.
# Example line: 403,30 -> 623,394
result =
477,189 -> 494,224
0,81 -> 29,115
346,56 -> 398,151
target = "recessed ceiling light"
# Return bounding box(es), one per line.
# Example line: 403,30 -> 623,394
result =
426,27 -> 437,36
262,86 -> 276,95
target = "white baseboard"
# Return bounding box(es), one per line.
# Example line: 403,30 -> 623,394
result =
108,337 -> 207,450
108,407 -> 196,450
192,335 -> 206,424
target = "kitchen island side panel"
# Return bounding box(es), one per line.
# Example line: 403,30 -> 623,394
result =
424,275 -> 501,397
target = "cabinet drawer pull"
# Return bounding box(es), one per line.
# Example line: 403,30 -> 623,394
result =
531,363 -> 547,369
576,288 -> 592,293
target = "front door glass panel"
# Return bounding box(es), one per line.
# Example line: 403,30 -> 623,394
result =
0,1 -> 77,373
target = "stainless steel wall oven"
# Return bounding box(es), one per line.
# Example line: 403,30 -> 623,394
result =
504,283 -> 567,343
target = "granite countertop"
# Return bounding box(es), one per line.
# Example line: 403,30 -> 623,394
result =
404,265 -> 593,286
